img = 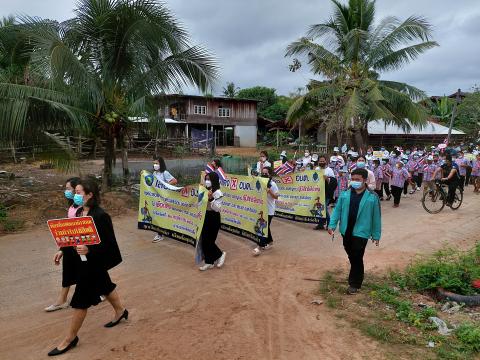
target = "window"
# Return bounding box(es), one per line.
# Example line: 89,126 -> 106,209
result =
194,105 -> 207,115
218,107 -> 231,117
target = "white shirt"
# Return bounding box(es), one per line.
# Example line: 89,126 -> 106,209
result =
207,189 -> 223,212
316,166 -> 335,178
267,180 -> 279,216
256,160 -> 272,174
302,155 -> 312,167
153,170 -> 174,183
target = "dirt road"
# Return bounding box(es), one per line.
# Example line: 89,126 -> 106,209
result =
1,191 -> 479,360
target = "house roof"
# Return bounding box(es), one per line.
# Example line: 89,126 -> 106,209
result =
130,117 -> 185,124
368,119 -> 465,135
157,94 -> 259,103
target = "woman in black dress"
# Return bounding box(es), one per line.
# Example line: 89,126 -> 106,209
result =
45,177 -> 81,312
48,179 -> 127,356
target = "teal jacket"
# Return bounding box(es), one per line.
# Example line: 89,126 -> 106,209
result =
328,188 -> 382,240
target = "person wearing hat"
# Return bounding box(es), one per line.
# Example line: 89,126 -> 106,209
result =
310,153 -> 319,170
390,160 -> 411,207
331,147 -> 345,167
280,150 -> 288,164
422,155 -> 437,194
353,156 -> 376,191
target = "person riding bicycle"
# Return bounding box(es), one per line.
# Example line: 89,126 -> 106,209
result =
433,155 -> 460,207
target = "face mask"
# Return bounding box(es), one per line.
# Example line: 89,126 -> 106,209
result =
205,180 -> 212,188
64,190 -> 74,199
367,152 -> 371,155
153,164 -> 160,171
381,148 -> 385,151
73,194 -> 84,206
381,161 -> 386,165
406,151 -> 411,155
305,153 -> 309,157
318,163 -> 326,168
356,161 -> 366,168
261,174 -> 269,178
350,181 -> 363,189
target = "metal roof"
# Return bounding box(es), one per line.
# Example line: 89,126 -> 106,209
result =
368,120 -> 465,135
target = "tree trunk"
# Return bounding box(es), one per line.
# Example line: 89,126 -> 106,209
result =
353,126 -> 369,155
103,132 -> 115,189
120,132 -> 129,185
10,140 -> 17,163
335,131 -> 342,148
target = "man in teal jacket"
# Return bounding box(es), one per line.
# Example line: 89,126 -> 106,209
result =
328,168 -> 381,294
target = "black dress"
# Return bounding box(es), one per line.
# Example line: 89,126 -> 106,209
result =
70,206 -> 123,309
61,247 -> 79,287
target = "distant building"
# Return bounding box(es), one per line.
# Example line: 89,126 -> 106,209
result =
156,94 -> 258,147
368,119 -> 465,147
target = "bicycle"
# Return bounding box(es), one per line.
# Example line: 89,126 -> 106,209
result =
421,180 -> 463,214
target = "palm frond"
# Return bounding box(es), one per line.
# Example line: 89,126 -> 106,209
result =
372,41 -> 438,72
378,80 -> 427,101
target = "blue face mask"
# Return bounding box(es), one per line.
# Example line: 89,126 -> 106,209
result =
351,181 -> 363,189
73,194 -> 84,206
64,190 -> 74,199
356,161 -> 366,168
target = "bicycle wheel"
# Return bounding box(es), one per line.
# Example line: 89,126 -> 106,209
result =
422,189 -> 445,214
451,188 -> 463,210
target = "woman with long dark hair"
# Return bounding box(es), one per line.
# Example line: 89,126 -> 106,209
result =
199,172 -> 226,271
152,156 -> 177,242
45,177 -> 81,312
48,179 -> 127,356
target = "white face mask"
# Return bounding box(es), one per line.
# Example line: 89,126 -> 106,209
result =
205,180 -> 212,188
305,153 -> 309,157
153,164 -> 160,171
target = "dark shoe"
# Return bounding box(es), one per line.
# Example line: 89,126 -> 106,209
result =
314,224 -> 324,230
346,286 -> 359,295
48,336 -> 79,356
386,195 -> 391,201
104,309 -> 128,328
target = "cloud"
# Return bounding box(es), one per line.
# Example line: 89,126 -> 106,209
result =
1,0 -> 479,96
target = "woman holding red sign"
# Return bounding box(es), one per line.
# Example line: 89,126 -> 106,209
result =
45,177 -> 81,313
48,179 -> 127,356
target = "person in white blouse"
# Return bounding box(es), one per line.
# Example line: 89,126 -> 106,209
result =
152,157 -> 178,243
199,172 -> 226,271
253,166 -> 279,256
255,150 -> 272,176
302,149 -> 312,168
354,156 -> 376,190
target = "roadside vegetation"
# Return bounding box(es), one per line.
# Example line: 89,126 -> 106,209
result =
320,243 -> 480,359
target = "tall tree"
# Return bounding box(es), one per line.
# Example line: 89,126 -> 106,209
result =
222,82 -> 240,98
285,0 -> 438,150
237,86 -> 278,116
0,0 -> 218,187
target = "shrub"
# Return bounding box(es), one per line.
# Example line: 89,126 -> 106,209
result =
403,244 -> 480,295
455,323 -> 480,352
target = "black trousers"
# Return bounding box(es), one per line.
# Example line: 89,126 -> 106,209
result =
382,182 -> 391,197
414,173 -> 423,188
459,176 -> 465,191
446,181 -> 459,204
201,210 -> 222,264
259,215 -> 273,247
391,185 -> 403,205
375,189 -> 383,198
465,167 -> 472,186
343,234 -> 369,289
403,181 -> 409,194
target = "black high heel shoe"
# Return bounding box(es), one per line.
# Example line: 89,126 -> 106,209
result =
104,309 -> 128,328
48,336 -> 79,356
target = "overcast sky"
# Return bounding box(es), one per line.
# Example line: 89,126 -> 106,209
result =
1,0 -> 479,97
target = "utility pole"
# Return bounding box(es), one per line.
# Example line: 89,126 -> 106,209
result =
447,89 -> 461,144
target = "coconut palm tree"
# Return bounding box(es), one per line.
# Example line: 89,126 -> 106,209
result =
285,0 -> 438,150
0,0 -> 218,187
222,82 -> 240,98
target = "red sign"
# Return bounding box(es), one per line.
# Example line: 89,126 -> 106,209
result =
230,177 -> 238,190
281,176 -> 293,184
47,216 -> 101,248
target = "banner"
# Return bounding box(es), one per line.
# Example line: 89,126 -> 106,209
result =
201,171 -> 269,244
274,170 -> 326,223
372,151 -> 384,159
47,216 -> 101,248
138,171 -> 208,247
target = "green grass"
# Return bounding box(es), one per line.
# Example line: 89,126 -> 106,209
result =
0,204 -> 25,233
395,243 -> 480,295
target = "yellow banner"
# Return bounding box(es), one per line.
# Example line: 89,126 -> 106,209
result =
274,170 -> 326,223
373,151 -> 384,159
138,171 -> 208,246
201,172 -> 269,243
